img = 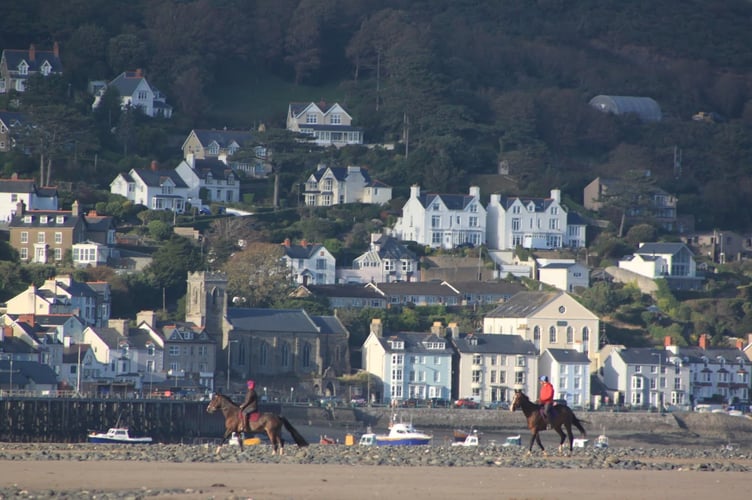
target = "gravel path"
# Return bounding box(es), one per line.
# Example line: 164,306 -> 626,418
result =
0,442 -> 750,499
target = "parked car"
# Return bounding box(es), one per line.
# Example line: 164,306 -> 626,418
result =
454,398 -> 479,409
427,398 -> 451,408
485,401 -> 509,410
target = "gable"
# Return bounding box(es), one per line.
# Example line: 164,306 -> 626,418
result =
531,293 -> 598,320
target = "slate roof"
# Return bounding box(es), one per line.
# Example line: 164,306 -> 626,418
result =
93,327 -> 124,349
227,308 -> 320,333
133,168 -> 188,188
191,158 -> 236,180
452,281 -> 527,296
2,46 -> 63,74
296,284 -> 385,300
675,346 -> 748,364
376,332 -> 453,355
0,111 -> 25,127
0,177 -> 49,194
617,348 -> 668,365
369,281 -> 462,298
417,192 -> 478,211
453,333 -> 538,355
108,71 -> 149,96
311,166 -> 372,183
546,348 -> 591,363
0,360 -> 58,386
636,242 -> 690,256
372,235 -> 416,260
283,243 -> 326,260
289,101 -> 343,116
310,316 -> 348,336
0,335 -> 37,354
567,212 -> 587,225
484,291 -> 562,318
62,344 -> 90,363
539,262 -> 579,270
495,195 -> 556,212
9,210 -> 81,228
192,129 -> 255,147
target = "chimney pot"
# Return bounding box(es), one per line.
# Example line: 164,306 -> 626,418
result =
29,44 -> 36,61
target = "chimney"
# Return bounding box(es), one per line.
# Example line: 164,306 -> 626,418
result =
430,321 -> 444,336
664,336 -> 672,347
447,322 -> 460,339
489,193 -> 500,205
410,185 -> 421,199
699,333 -> 709,350
137,310 -> 157,329
71,200 -> 80,217
736,339 -> 744,351
136,68 -> 143,77
11,172 -> 18,180
150,160 -> 158,171
283,238 -> 291,247
16,200 -> 25,217
108,319 -> 129,336
63,336 -> 71,348
370,318 -> 383,337
550,189 -> 561,203
469,186 -> 480,198
53,41 -> 59,58
300,238 -> 308,248
18,314 -> 35,326
1,325 -> 12,340
29,44 -> 36,61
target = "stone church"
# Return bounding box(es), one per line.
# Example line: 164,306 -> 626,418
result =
185,271 -> 351,398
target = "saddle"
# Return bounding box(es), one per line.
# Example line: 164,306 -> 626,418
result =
539,405 -> 557,421
248,411 -> 260,423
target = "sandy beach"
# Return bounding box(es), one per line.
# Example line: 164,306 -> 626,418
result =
0,460 -> 749,500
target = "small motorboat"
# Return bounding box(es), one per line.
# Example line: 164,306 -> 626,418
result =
374,422 -> 432,446
594,434 -> 609,449
87,427 -> 153,444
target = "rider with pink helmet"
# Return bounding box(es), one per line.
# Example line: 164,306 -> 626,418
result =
239,379 -> 258,433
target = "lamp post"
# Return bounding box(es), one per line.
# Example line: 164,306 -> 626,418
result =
226,339 -> 238,392
290,387 -> 294,403
263,386 -> 267,401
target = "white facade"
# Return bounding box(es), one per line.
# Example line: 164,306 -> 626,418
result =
110,167 -> 190,212
483,291 -> 600,372
618,242 -> 697,279
281,241 -> 337,285
487,189 -> 583,250
174,155 -> 239,207
0,177 -> 58,222
72,241 -> 111,268
92,70 -> 172,118
286,102 -> 363,147
537,261 -> 590,292
347,234 -> 418,284
539,348 -> 591,408
391,185 -> 486,249
303,165 -> 391,206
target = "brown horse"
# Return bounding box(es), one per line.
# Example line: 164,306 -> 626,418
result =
206,391 -> 308,454
511,389 -> 586,454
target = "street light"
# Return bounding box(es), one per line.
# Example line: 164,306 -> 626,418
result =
263,386 -> 267,401
290,387 -> 294,403
226,339 -> 238,392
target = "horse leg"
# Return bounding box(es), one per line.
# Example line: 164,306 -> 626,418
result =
527,431 -> 537,454
565,423 -> 574,452
266,427 -> 279,455
216,428 -> 232,455
554,424 -> 567,454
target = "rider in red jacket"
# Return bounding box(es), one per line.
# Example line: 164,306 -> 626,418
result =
539,375 -> 555,426
239,380 -> 259,434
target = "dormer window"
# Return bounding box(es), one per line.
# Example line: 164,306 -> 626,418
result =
18,61 -> 28,75
469,203 -> 477,213
40,215 -> 48,224
23,215 -> 32,223
56,216 -> 64,224
41,61 -> 51,76
388,340 -> 404,350
207,143 -> 219,155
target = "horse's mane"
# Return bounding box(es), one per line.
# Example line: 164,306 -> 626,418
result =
215,392 -> 238,406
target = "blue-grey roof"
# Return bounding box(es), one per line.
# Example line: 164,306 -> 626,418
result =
546,348 -> 591,363
485,291 -> 562,318
227,308 -> 320,333
283,243 -> 326,260
636,242 -> 690,256
311,166 -> 372,184
296,284 -> 385,300
418,193 -> 478,211
191,159 -> 236,181
133,168 -> 188,188
108,71 -> 149,96
675,346 -> 748,364
373,235 -> 416,260
310,315 -> 348,336
369,281 -> 462,298
2,46 -> 63,74
376,332 -> 453,355
567,212 -> 587,225
193,129 -> 255,147
495,195 -> 555,212
453,333 -> 538,355
0,360 -> 58,386
0,111 -> 25,127
618,348 -> 668,365
289,101 -> 342,116
9,210 -> 82,229
588,95 -> 662,122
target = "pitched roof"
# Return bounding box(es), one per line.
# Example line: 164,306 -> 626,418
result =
191,158 -> 236,181
635,242 -> 690,256
545,348 -> 591,363
369,281 -> 462,297
192,129 -> 255,148
484,291 -> 562,318
372,235 -> 416,260
9,210 -> 82,228
108,70 -> 150,96
453,333 -> 538,355
282,243 -> 328,260
495,195 -> 556,212
295,284 -> 385,300
2,46 -> 63,74
227,308 -> 320,333
376,332 -> 453,355
310,315 -> 348,336
418,192 -> 478,211
0,111 -> 25,127
132,168 -> 188,188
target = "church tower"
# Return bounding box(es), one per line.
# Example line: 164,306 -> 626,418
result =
185,271 -> 228,341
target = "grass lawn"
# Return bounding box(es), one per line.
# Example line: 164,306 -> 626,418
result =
205,67 -> 344,128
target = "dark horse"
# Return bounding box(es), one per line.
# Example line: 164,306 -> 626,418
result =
206,391 -> 308,454
511,389 -> 586,454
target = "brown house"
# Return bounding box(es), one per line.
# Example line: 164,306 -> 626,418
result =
9,200 -> 87,263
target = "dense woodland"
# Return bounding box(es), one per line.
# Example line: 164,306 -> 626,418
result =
2,0 -> 752,351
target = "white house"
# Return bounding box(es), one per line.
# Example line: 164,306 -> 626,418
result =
361,319 -> 453,404
483,291 -> 600,372
391,185 -> 486,249
0,175 -> 58,222
537,260 -> 590,292
486,189 -> 585,250
451,330 -> 539,405
174,155 -> 240,207
92,69 -> 172,118
600,346 -> 691,410
303,164 -> 391,206
539,348 -> 592,409
0,42 -> 63,93
343,234 -> 418,284
281,239 -> 336,285
110,162 -> 190,212
286,101 -> 363,147
618,242 -> 702,290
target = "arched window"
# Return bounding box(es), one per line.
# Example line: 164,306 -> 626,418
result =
281,342 -> 290,367
549,326 -> 557,343
260,343 -> 268,366
533,326 -> 541,341
566,326 -> 574,344
582,326 -> 590,344
302,343 -> 311,368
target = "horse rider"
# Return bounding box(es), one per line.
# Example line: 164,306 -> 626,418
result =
239,379 -> 259,434
538,375 -> 555,428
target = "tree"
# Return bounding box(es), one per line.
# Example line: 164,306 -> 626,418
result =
222,242 -> 292,307
596,171 -> 659,237
145,235 -> 204,305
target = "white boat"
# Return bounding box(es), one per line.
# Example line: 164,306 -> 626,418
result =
87,428 -> 153,444
374,422 -> 432,446
573,438 -> 589,448
502,435 -> 522,447
452,432 -> 480,447
594,434 -> 609,449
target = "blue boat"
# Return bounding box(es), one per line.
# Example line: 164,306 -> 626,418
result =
87,428 -> 153,444
374,422 -> 432,446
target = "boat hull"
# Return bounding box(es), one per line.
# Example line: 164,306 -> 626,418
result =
87,435 -> 153,444
375,436 -> 431,446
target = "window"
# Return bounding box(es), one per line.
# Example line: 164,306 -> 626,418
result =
54,248 -> 62,260
137,90 -> 147,100
631,376 -> 643,390
316,258 -> 327,270
330,113 -> 341,124
549,326 -> 557,343
20,232 -> 28,243
37,232 -> 46,243
55,232 -> 62,244
472,370 -> 481,383
472,354 -> 482,365
515,371 -> 525,385
512,218 -> 520,231
490,371 -> 496,383
469,216 -> 478,227
512,205 -> 520,214
469,203 -> 477,213
302,343 -> 311,367
566,326 -> 574,344
168,346 -> 180,356
432,232 -> 441,245
260,343 -> 268,366
582,327 -> 589,344
432,215 -> 441,228
20,248 -> 28,260
306,113 -> 317,124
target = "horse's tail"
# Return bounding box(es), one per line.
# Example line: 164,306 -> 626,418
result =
570,411 -> 587,437
281,416 -> 309,447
